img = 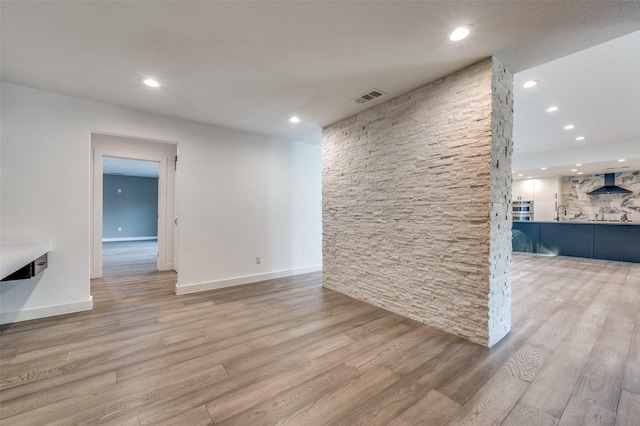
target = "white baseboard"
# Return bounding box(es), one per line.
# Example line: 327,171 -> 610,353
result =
175,265 -> 322,295
102,237 -> 157,242
0,297 -> 94,325
158,263 -> 174,272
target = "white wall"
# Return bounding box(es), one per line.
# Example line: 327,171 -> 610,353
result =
91,134 -> 177,277
0,82 -> 322,322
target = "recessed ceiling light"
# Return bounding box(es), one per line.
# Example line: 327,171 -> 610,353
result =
143,78 -> 160,88
577,172 -> 583,175
575,136 -> 585,141
449,26 -> 472,41
526,176 -> 532,179
576,163 -> 582,166
619,159 -> 626,162
517,173 -> 524,177
546,106 -> 560,112
289,116 -> 301,123
564,124 -> 575,130
523,80 -> 539,88
571,169 -> 578,172
541,167 -> 547,170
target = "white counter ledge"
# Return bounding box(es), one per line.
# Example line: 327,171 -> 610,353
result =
1,238 -> 51,280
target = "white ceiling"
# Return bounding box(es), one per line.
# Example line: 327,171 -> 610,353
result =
512,31 -> 640,180
2,1 -> 640,177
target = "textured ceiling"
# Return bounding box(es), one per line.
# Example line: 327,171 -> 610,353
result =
2,1 -> 640,175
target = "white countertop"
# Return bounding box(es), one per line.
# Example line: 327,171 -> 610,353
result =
1,238 -> 51,280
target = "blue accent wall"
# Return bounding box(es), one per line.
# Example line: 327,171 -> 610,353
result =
103,175 -> 158,239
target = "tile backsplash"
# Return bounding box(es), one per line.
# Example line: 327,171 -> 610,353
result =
561,171 -> 640,222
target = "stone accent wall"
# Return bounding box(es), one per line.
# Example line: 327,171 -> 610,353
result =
322,58 -> 513,347
561,171 -> 640,222
488,59 -> 514,346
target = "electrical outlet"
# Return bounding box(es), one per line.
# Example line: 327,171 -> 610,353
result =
256,256 -> 261,264
118,227 -> 122,232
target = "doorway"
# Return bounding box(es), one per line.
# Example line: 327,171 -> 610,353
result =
91,133 -> 177,280
102,157 -> 160,276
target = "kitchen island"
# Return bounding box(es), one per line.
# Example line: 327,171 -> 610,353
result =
513,221 -> 640,263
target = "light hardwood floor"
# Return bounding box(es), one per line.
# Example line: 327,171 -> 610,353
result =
102,240 -> 159,276
1,243 -> 639,425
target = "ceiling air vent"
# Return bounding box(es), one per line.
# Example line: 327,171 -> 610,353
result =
352,89 -> 386,104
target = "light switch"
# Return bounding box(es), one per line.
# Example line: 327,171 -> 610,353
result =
118,188 -> 122,193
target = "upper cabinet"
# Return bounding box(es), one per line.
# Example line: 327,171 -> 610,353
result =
513,179 -> 535,201
512,177 -> 561,221
512,177 -> 560,202
533,177 -> 560,201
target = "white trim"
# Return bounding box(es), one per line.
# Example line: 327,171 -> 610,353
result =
175,265 -> 322,295
0,297 -> 93,325
91,140 -> 176,279
102,237 -> 158,242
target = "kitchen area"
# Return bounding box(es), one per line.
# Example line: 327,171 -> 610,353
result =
510,29 -> 639,265
512,171 -> 640,263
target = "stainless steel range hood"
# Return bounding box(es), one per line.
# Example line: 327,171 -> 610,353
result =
587,173 -> 632,195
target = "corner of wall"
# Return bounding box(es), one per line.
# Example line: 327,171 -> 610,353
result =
487,57 -> 514,347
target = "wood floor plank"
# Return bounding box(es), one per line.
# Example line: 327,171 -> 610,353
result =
380,331 -> 456,376
1,245 -> 638,425
345,327 -> 435,372
0,371 -> 117,420
213,364 -> 360,426
201,326 -> 407,423
116,304 -> 383,384
615,390 -> 640,426
520,317 -> 601,418
444,371 -> 528,425
332,339 -> 484,425
0,334 -> 207,404
387,389 -> 460,426
92,410 -> 141,426
558,395 -> 616,426
502,401 -> 559,426
622,322 -> 640,394
277,365 -> 399,425
2,363 -> 228,426
437,316 -> 540,405
572,317 -> 634,412
528,309 -> 578,353
138,322 -> 413,425
220,312 -> 369,375
573,351 -> 627,413
155,405 -> 213,426
500,343 -> 551,383
1,331 -> 166,389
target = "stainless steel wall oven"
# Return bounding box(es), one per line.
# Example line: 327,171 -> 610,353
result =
513,200 -> 533,221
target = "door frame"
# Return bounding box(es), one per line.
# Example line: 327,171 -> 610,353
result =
91,149 -> 171,278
